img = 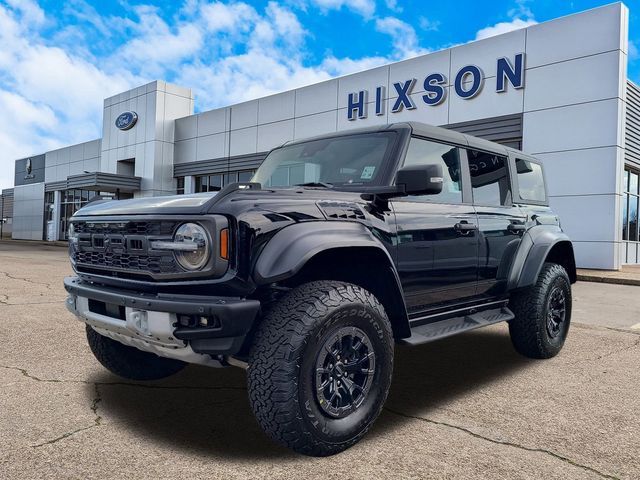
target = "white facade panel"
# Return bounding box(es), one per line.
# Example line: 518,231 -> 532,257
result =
175,115 -> 197,141
525,3 -> 626,68
230,127 -> 258,156
197,109 -> 228,137
175,138 -> 197,164
294,110 -> 337,139
523,99 -> 623,154
573,241 -> 619,270
549,194 -> 618,243
539,147 -> 620,197
449,82 -> 523,124
257,120 -> 294,152
12,183 -> 44,241
524,51 -> 624,111
230,101 -> 258,130
295,80 -> 338,116
196,133 -> 227,161
258,91 -> 295,124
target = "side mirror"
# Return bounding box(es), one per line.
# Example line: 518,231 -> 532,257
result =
396,164 -> 444,196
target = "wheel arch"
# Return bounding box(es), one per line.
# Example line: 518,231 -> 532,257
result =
253,222 -> 411,339
509,226 -> 577,290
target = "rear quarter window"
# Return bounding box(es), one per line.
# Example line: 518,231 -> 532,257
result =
516,158 -> 546,203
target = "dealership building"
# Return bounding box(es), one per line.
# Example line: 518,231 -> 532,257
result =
0,2 -> 635,269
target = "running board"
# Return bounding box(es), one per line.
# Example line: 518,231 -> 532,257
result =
400,307 -> 514,346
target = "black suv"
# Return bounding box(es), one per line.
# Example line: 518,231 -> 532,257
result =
65,122 -> 576,456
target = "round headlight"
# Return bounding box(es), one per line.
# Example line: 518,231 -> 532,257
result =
68,223 -> 78,245
173,223 -> 210,271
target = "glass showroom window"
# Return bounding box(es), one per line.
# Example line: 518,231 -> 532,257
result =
195,171 -> 255,192
176,177 -> 185,195
623,168 -> 639,243
60,189 -> 98,240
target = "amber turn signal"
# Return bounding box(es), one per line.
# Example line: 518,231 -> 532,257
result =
219,228 -> 229,260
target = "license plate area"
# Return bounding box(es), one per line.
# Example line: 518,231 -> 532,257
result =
88,299 -> 125,321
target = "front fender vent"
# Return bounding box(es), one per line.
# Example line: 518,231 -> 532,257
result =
317,201 -> 366,221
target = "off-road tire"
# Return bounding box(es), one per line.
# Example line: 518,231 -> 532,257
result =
509,262 -> 572,359
247,281 -> 394,456
86,325 -> 186,381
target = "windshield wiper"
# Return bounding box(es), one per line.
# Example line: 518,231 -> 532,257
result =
294,182 -> 334,189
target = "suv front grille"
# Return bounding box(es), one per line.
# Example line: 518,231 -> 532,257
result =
75,251 -> 177,274
73,220 -> 177,236
71,220 -> 181,278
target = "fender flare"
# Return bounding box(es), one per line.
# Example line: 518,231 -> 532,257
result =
253,221 -> 410,337
254,221 -> 396,284
507,225 -> 576,290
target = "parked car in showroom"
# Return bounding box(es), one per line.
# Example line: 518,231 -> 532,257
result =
65,122 -> 575,456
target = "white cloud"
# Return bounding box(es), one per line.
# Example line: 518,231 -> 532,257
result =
375,16 -> 428,59
310,0 -> 376,18
629,40 -> 639,61
475,0 -> 537,41
384,0 -> 402,13
475,18 -> 537,40
419,16 -> 440,32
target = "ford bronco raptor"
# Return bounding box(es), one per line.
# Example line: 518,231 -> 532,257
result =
65,122 -> 576,456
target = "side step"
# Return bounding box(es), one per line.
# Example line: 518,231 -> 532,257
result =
400,307 -> 514,346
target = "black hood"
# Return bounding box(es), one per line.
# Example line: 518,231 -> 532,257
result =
73,187 -> 368,218
74,192 -> 218,216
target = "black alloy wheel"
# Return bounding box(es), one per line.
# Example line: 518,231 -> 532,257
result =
314,326 -> 376,419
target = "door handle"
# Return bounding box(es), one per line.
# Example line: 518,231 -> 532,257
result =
508,222 -> 526,234
454,221 -> 477,235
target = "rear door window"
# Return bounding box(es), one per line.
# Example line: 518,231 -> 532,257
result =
515,158 -> 546,203
466,149 -> 511,206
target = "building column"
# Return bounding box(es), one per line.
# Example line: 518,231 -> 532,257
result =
52,190 -> 62,241
185,175 -> 196,194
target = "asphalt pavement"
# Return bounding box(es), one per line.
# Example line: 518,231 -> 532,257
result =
0,242 -> 638,479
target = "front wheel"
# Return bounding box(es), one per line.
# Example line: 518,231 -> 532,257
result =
509,262 -> 572,359
247,281 -> 394,456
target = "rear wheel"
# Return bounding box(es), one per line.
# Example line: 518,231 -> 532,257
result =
247,281 -> 394,456
509,262 -> 572,359
86,326 -> 186,381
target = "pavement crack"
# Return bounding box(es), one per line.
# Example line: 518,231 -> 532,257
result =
0,270 -> 56,290
0,365 -> 61,383
31,424 -> 100,448
567,336 -> 640,365
0,294 -> 8,305
0,364 -> 247,391
384,408 -> 620,480
32,383 -> 104,448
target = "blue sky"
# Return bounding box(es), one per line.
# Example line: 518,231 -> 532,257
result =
0,0 -> 639,190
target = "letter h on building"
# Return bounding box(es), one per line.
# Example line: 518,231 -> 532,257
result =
347,91 -> 368,121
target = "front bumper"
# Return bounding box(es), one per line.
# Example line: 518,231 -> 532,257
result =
64,276 -> 260,364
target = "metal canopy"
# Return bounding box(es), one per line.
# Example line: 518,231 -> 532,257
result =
45,172 -> 141,193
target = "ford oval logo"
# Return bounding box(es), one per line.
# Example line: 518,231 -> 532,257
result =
115,111 -> 138,131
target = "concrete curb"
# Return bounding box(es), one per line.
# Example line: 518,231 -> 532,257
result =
576,273 -> 640,287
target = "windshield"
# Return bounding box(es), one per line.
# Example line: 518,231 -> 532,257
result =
252,132 -> 397,188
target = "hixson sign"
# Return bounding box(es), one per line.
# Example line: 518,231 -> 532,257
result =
347,53 -> 525,121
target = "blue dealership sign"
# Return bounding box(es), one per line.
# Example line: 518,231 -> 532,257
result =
115,111 -> 139,130
347,53 -> 525,121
